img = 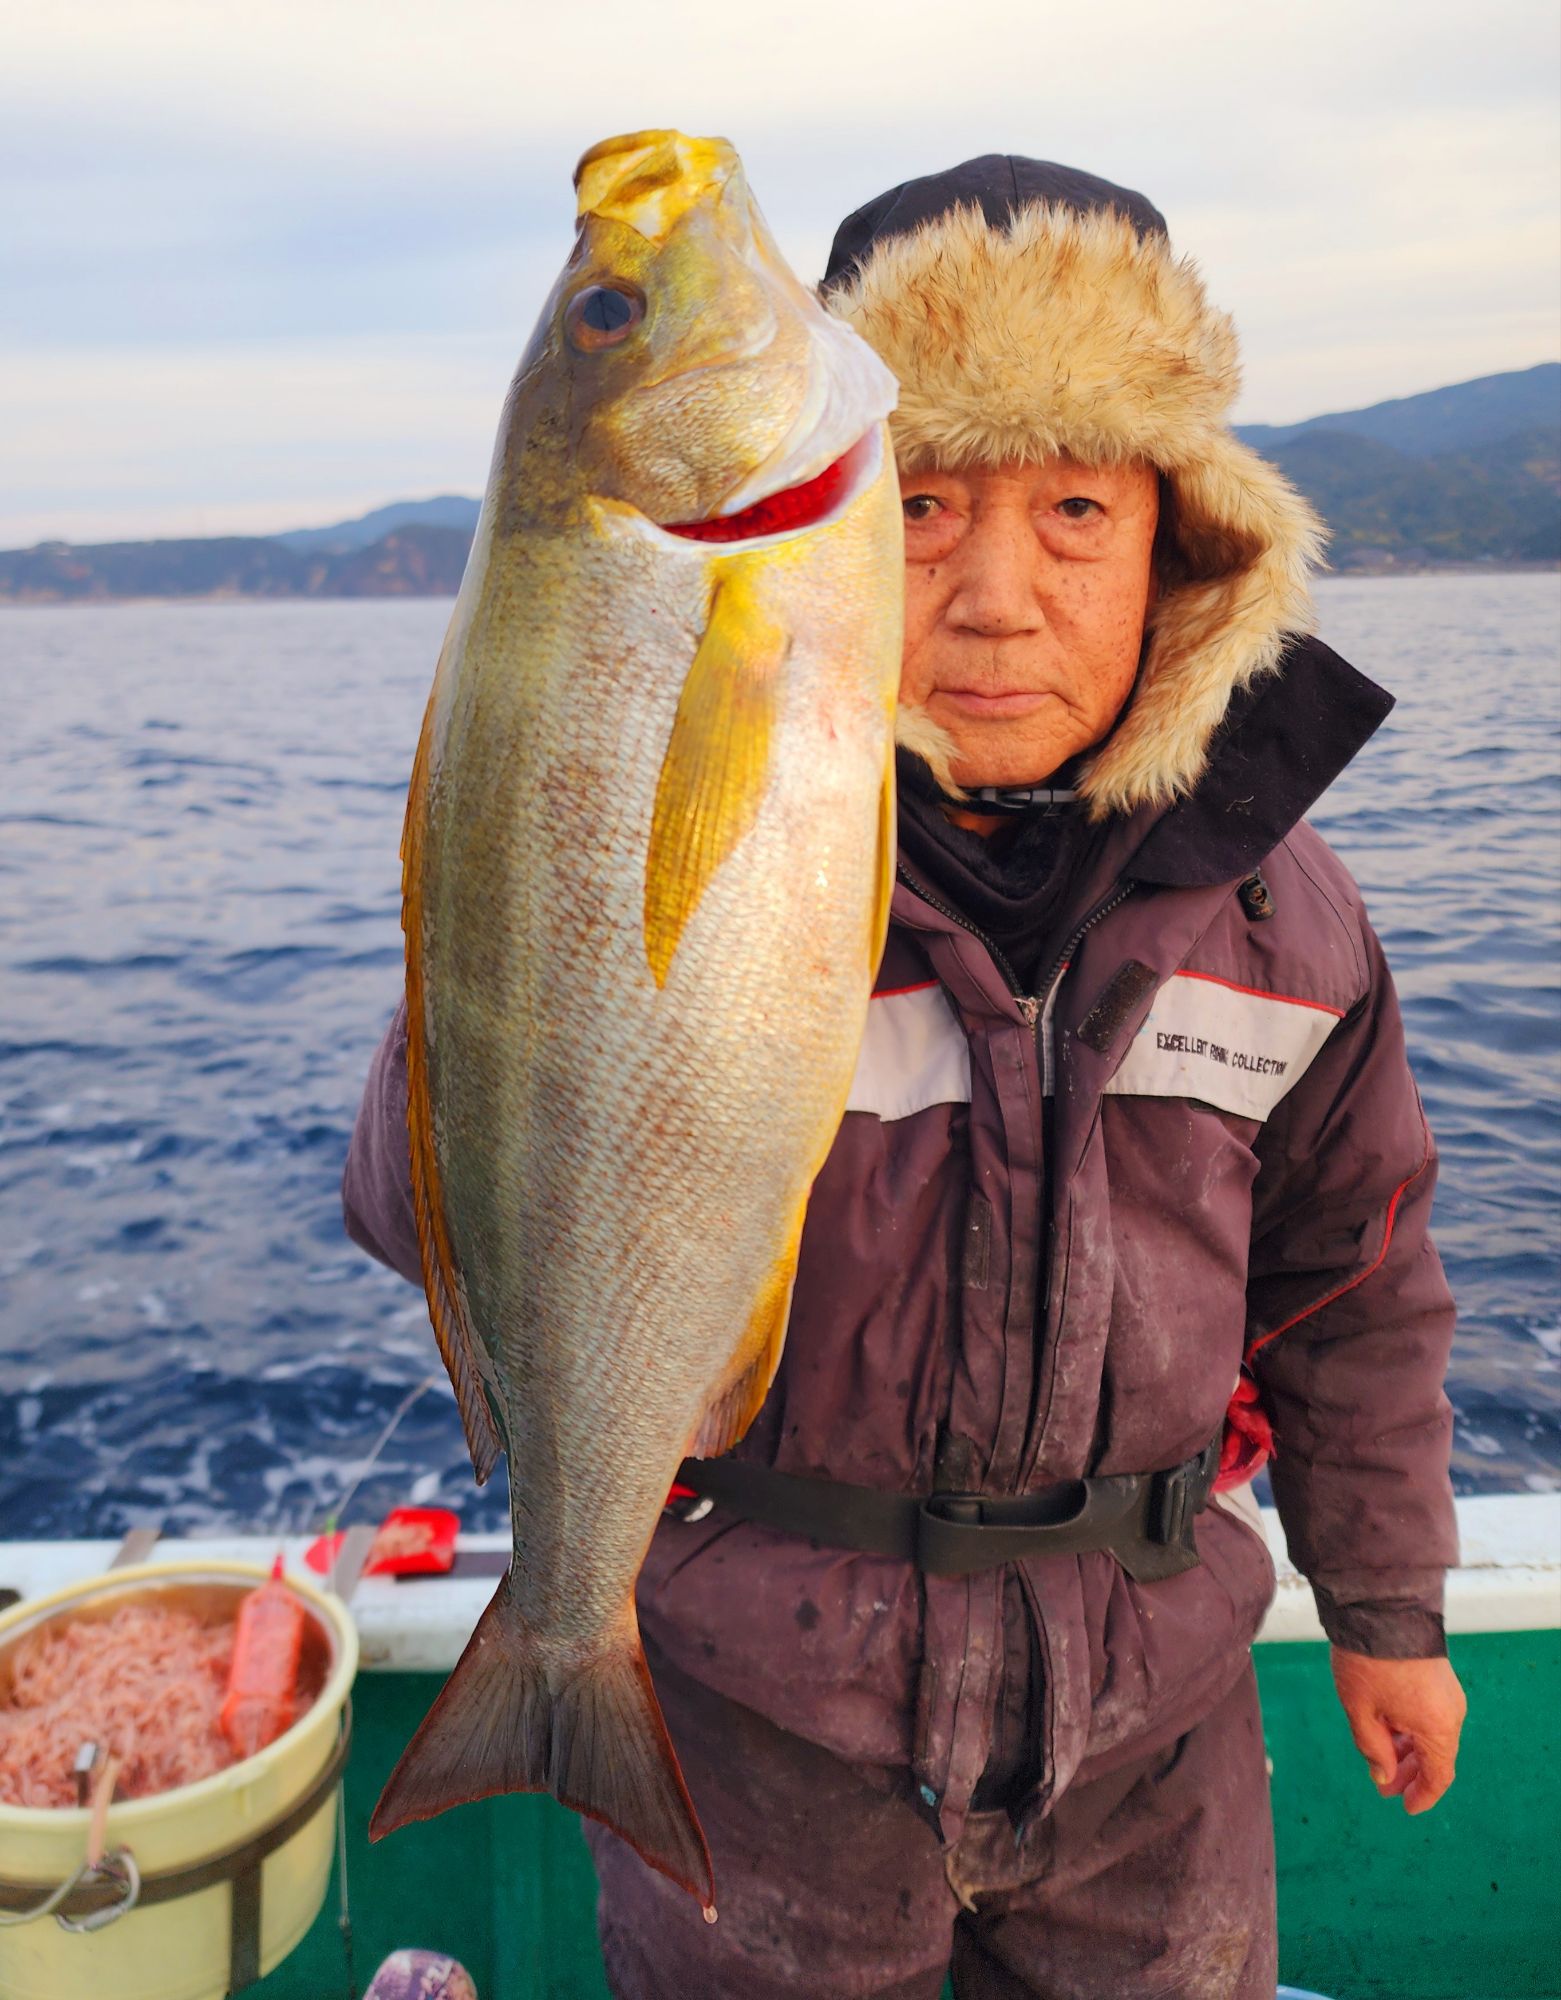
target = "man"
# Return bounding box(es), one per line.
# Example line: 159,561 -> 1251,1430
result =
344,156 -> 1466,1998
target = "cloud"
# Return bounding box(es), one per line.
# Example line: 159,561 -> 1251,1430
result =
3,0 -> 1557,541
15,0 -> 1557,144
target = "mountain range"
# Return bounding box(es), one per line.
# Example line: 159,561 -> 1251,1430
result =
3,364 -> 1555,603
1233,363 -> 1559,568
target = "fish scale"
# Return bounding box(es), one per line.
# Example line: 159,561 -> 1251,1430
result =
369,131 -> 903,1909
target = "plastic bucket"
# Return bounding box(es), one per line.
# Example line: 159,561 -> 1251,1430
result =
0,1559 -> 358,2000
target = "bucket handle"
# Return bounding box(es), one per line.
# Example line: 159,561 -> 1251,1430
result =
56,1851 -> 143,1933
0,1850 -> 139,1930
0,1705 -> 350,1990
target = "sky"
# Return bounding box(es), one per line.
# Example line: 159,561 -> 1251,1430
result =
4,0 -> 1558,546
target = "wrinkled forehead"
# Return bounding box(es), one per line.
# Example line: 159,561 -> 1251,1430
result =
894,450 -> 1161,491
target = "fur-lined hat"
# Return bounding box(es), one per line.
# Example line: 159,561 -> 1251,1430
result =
823,156 -> 1323,818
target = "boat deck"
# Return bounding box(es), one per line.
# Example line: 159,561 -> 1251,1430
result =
4,1494 -> 1557,1999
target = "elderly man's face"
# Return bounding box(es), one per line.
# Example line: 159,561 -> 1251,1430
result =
899,456 -> 1160,790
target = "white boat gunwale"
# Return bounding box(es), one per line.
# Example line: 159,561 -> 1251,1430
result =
2,1493 -> 1556,1673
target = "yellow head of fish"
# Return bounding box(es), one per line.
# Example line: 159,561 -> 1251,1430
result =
495,129 -> 897,534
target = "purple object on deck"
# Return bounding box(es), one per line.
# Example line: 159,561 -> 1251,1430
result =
362,1949 -> 479,2000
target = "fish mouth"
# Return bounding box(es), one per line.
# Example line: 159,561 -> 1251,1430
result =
660,430 -> 880,545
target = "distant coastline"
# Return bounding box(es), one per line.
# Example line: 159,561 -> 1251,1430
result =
1323,559 -> 1560,578
6,563 -> 1556,610
4,364 -> 1555,605
0,524 -> 473,608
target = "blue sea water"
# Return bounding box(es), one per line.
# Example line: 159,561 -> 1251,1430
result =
1,576 -> 1557,1540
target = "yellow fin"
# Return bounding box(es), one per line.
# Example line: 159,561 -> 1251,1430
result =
644,565 -> 787,988
402,700 -> 504,1485
870,756 -> 895,975
689,1212 -> 804,1459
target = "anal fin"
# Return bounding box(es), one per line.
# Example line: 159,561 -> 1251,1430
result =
690,1212 -> 804,1459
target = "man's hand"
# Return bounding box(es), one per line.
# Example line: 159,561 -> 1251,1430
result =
1330,1647 -> 1467,1815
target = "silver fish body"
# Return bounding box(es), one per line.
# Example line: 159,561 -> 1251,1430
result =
370,132 -> 902,1908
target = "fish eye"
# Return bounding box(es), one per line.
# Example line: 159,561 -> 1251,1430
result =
566,284 -> 646,352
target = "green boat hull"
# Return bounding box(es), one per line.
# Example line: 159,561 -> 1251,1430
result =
254,1630 -> 1560,2000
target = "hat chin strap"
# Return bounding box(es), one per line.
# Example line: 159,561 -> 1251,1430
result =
960,782 -> 1079,815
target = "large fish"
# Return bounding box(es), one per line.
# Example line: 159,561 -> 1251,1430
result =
369,132 -> 902,1910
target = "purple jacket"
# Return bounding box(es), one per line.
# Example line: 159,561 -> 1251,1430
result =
344,635 -> 1457,1845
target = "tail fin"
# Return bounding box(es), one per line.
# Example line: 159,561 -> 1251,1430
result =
369,1570 -> 714,1910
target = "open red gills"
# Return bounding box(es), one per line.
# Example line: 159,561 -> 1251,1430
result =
663,433 -> 877,543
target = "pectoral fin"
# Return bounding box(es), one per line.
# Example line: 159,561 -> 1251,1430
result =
644,565 -> 787,988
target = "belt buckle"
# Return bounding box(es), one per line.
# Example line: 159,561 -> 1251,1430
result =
916,1491 -> 987,1571
1147,1438 -> 1218,1547
1147,1465 -> 1190,1547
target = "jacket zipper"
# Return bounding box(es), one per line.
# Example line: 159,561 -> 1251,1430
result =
1032,883 -> 1137,1017
897,864 -> 1138,1512
896,868 -> 1138,1029
894,865 -> 1027,999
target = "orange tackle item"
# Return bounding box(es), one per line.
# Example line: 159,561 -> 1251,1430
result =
219,1556 -> 306,1760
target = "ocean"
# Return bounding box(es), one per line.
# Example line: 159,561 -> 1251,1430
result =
1,575 -> 1557,1540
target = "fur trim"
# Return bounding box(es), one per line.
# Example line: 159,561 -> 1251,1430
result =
827,202 -> 1325,817
893,705 -> 965,798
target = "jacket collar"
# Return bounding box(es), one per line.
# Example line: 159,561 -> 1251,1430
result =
1120,634 -> 1393,888
890,633 -> 1392,946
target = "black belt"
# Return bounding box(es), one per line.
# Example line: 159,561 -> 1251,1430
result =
673,1434 -> 1221,1585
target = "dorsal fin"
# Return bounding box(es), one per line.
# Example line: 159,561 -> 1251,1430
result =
402,698 -> 503,1484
